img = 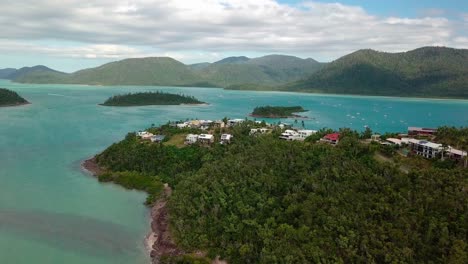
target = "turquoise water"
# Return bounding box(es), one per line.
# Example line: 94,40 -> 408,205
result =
0,79 -> 467,263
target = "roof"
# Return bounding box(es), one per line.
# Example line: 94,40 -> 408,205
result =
411,139 -> 442,149
221,134 -> 232,139
386,138 -> 402,145
324,133 -> 340,141
298,130 -> 317,134
408,127 -> 437,132
199,134 -> 214,139
186,134 -> 199,139
447,147 -> 467,156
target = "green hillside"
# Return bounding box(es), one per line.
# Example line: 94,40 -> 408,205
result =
0,88 -> 29,106
196,55 -> 324,87
10,55 -> 323,88
7,65 -> 68,84
283,47 -> 468,98
0,68 -> 17,79
67,57 -> 206,86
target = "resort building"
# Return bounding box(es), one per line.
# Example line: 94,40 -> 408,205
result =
408,139 -> 442,159
137,131 -> 154,140
213,120 -> 226,128
408,127 -> 437,136
297,130 -> 317,140
320,133 -> 340,145
198,134 -> 214,144
220,134 -> 233,144
185,134 -> 199,144
386,138 -> 402,146
279,130 -> 300,141
446,147 -> 467,160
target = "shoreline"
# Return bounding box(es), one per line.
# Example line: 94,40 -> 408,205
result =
81,157 -> 184,264
0,102 -> 31,108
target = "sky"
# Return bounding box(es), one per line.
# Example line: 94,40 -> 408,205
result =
0,0 -> 467,72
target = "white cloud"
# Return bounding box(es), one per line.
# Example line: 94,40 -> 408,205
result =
0,0 -> 466,62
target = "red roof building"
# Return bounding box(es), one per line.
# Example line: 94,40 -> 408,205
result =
321,133 -> 340,145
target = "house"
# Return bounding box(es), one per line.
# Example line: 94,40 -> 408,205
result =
200,120 -> 213,130
150,135 -> 166,143
400,138 -> 411,145
408,127 -> 437,136
213,120 -> 226,128
279,129 -> 299,141
198,134 -> 214,144
408,139 -> 442,159
297,130 -> 317,140
250,128 -> 272,136
371,134 -> 381,141
278,123 -> 291,129
220,134 -> 233,144
185,134 -> 199,144
320,133 -> 340,145
176,122 -> 189,129
137,131 -> 154,140
386,138 -> 402,146
446,147 -> 467,160
227,119 -> 244,127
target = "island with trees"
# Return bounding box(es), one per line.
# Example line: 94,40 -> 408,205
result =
84,122 -> 468,264
0,88 -> 29,107
250,105 -> 307,118
100,91 -> 206,106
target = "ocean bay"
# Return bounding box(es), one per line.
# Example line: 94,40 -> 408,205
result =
0,79 -> 467,264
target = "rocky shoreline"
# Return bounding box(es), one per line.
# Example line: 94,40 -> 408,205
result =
81,157 -> 185,264
0,102 -> 31,108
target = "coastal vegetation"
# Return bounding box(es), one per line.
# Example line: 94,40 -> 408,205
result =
91,122 -> 468,263
0,88 -> 29,106
100,92 -> 205,106
251,105 -> 306,118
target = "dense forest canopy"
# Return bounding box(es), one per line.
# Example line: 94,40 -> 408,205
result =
282,47 -> 468,98
251,105 -> 306,118
94,123 -> 468,263
0,88 -> 29,106
101,91 -> 205,106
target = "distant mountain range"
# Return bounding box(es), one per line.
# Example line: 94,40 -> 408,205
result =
1,47 -> 467,98
1,55 -> 323,88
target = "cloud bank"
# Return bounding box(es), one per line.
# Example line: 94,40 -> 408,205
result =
0,0 -> 466,62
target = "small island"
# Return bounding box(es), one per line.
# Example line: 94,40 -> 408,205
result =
250,105 -> 307,118
0,88 -> 29,107
100,91 -> 206,106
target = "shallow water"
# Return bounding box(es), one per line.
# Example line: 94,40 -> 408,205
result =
0,79 -> 467,263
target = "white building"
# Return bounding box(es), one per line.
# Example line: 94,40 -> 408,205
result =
220,134 -> 233,144
137,131 -> 154,140
409,139 -> 442,159
250,128 -> 272,135
279,129 -> 300,141
386,138 -> 402,146
176,122 -> 189,129
185,134 -> 199,144
198,134 -> 214,144
297,130 -> 317,140
446,147 -> 467,160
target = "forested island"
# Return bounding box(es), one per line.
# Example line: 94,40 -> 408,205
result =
100,91 -> 205,106
0,88 -> 29,107
250,105 -> 306,118
84,122 -> 468,264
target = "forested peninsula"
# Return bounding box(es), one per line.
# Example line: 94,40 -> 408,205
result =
84,121 -> 468,264
100,92 -> 205,106
0,88 -> 29,107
